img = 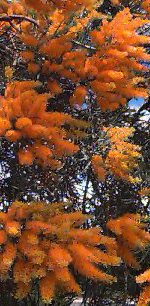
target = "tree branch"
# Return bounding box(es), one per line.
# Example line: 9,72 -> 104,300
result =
72,40 -> 96,50
0,15 -> 39,27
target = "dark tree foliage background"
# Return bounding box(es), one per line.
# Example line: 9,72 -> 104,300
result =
0,0 -> 149,305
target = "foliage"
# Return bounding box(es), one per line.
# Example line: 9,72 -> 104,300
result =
0,0 -> 149,305
0,200 -> 121,302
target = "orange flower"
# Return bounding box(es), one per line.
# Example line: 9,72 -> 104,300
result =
13,259 -> 33,283
0,81 -> 88,167
5,221 -> 20,237
27,62 -> 40,74
0,118 -> 11,135
117,241 -> 140,269
54,267 -> 71,282
73,257 -> 116,282
20,50 -> 34,62
136,269 -> 150,284
107,214 -> 150,268
39,273 -> 56,303
47,80 -> 62,95
18,149 -> 34,165
137,285 -> 150,306
54,139 -> 79,157
15,117 -> 32,130
40,37 -> 72,58
2,242 -> 16,267
15,282 -> 31,300
5,130 -> 22,142
92,155 -> 107,181
68,227 -> 101,245
24,0 -> 50,12
32,265 -> 46,279
32,144 -> 53,161
142,0 -> 150,13
48,244 -> 72,267
5,66 -> 13,79
61,274 -> 81,293
0,230 -> 7,245
20,34 -> 39,47
23,125 -> 48,139
70,86 -> 87,106
139,187 -> 150,196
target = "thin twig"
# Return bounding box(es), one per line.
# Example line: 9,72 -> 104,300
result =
0,15 -> 39,27
72,40 -> 96,50
8,20 -> 21,32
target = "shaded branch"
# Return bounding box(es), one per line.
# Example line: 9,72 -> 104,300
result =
0,14 -> 39,27
72,40 -> 96,50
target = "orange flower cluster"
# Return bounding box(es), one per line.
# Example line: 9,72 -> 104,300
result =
92,127 -> 141,183
23,0 -> 98,13
107,214 -> 150,269
39,35 -> 73,60
5,66 -> 13,80
91,155 -> 107,181
0,201 -> 120,302
69,86 -> 87,106
110,0 -> 120,5
0,0 -> 25,15
0,81 -> 88,166
136,269 -> 150,306
23,0 -> 51,12
137,269 -> 150,284
142,0 -> 150,14
110,0 -> 150,13
89,8 -> 150,110
105,127 -> 141,183
15,7 -> 149,111
139,187 -> 150,196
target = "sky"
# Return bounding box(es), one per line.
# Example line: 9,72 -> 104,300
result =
129,97 -> 145,110
129,98 -> 149,121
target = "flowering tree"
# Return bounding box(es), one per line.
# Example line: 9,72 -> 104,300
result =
0,0 -> 149,305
